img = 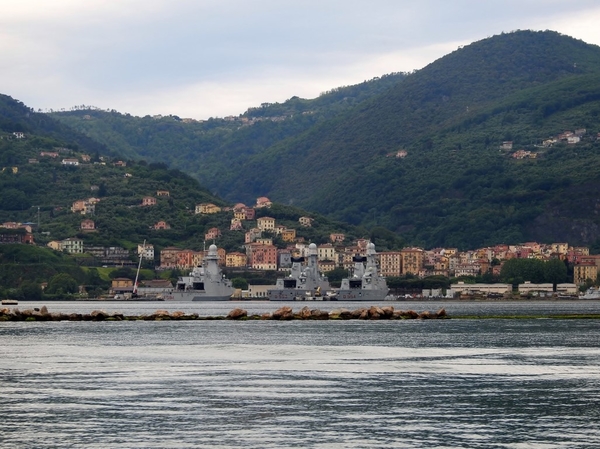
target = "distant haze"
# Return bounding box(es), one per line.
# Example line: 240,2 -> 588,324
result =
2,0 -> 600,119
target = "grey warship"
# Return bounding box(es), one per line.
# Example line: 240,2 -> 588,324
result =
333,242 -> 389,301
268,243 -> 332,301
165,244 -> 234,301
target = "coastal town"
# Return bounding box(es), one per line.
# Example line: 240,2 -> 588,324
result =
2,191 -> 599,298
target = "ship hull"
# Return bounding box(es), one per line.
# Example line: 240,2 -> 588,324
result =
165,292 -> 233,301
332,289 -> 389,301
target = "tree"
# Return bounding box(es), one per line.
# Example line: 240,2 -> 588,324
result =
46,273 -> 78,295
231,277 -> 248,290
20,281 -> 43,300
325,267 -> 349,288
544,258 -> 568,286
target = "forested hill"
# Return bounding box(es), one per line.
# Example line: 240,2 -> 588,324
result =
49,30 -> 600,249
49,72 -> 406,183
241,30 -> 600,248
0,95 -> 111,157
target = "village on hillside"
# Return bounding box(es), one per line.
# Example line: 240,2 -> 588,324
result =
2,192 -> 599,289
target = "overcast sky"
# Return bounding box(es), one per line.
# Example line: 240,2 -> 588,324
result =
2,0 -> 600,119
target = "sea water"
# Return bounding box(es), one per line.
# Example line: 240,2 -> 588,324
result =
1,300 -> 600,448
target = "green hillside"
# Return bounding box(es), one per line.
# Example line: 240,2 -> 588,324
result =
187,30 -> 600,249
48,30 -> 600,249
0,128 -> 388,253
49,73 -> 406,197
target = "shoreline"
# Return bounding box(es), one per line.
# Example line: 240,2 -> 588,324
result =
2,304 -> 600,322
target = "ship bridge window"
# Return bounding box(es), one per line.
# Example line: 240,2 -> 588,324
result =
176,283 -> 186,291
192,282 -> 205,290
349,280 -> 362,289
283,279 -> 297,288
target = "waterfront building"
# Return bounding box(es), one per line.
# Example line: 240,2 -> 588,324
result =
574,262 -> 598,285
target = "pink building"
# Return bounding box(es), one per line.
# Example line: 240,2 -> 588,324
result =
205,227 -> 222,240
80,219 -> 95,231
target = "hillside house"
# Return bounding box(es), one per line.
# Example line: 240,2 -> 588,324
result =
142,196 -> 157,206
255,237 -> 273,246
71,199 -> 96,215
245,228 -> 262,243
501,141 -> 513,150
176,250 -> 196,269
317,244 -> 336,262
61,158 -> 79,166
195,203 -> 221,214
299,216 -> 313,227
80,219 -> 95,231
257,216 -> 275,232
205,227 -> 222,240
138,243 -> 155,261
0,229 -> 34,244
160,247 -> 180,268
230,218 -> 243,231
153,221 -> 171,230
281,228 -> 296,242
255,197 -> 272,208
330,233 -> 345,243
47,240 -> 62,251
40,151 -> 59,158
242,207 -> 256,220
156,190 -> 170,197
61,238 -> 84,254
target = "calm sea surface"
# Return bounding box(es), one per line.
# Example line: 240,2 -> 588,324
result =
2,300 -> 600,448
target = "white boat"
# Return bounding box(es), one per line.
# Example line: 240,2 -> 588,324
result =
581,287 -> 600,299
164,244 -> 234,301
332,242 -> 389,301
268,243 -> 332,301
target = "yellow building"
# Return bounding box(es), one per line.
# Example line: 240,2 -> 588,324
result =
195,203 -> 222,214
401,248 -> 424,275
574,263 -> 598,285
281,228 -> 296,242
226,252 -> 247,268
378,251 -> 402,277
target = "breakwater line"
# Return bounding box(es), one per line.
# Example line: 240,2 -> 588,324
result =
0,305 -> 447,322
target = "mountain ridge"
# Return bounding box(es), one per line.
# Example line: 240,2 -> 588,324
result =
26,30 -> 600,248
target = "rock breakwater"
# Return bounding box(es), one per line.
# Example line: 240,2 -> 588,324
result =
0,305 -> 447,322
